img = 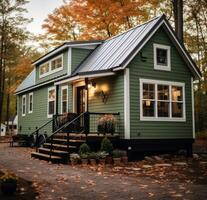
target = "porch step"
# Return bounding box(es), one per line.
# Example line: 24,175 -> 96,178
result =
52,138 -> 86,144
38,147 -> 69,157
31,152 -> 64,163
43,143 -> 77,151
53,133 -> 85,139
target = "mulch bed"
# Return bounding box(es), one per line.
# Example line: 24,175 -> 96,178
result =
0,171 -> 37,200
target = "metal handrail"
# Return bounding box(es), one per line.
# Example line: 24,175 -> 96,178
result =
49,112 -> 86,158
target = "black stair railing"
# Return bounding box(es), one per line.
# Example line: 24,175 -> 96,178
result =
49,112 -> 87,159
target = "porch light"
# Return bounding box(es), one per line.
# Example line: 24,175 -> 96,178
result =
88,81 -> 96,89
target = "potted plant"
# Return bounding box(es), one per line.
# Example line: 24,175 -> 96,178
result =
97,115 -> 116,135
0,172 -> 18,195
70,153 -> 80,165
113,150 -> 123,165
97,151 -> 108,165
100,137 -> 113,164
80,153 -> 88,165
88,152 -> 97,165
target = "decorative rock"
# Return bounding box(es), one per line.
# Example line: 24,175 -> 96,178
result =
131,167 -> 141,171
144,156 -> 154,162
193,154 -> 199,159
154,156 -> 163,161
142,165 -> 153,169
173,162 -> 187,166
154,163 -> 172,167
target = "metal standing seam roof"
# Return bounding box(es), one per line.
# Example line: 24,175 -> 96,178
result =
73,16 -> 162,74
16,69 -> 35,93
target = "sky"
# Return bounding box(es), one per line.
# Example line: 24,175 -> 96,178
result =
24,0 -> 64,35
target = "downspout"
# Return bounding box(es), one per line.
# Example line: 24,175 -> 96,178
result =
56,85 -> 59,115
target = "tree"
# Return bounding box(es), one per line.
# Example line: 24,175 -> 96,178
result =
42,0 -> 159,43
0,0 -> 30,126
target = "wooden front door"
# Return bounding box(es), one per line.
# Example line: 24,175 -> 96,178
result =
76,86 -> 86,114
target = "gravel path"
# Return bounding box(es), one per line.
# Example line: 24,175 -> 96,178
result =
0,143 -> 206,200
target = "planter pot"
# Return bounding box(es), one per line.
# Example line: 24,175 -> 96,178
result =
121,156 -> 128,165
113,158 -> 121,165
105,156 -> 113,164
90,159 -> 97,165
1,181 -> 17,195
81,159 -> 88,165
71,159 -> 79,165
99,158 -> 106,165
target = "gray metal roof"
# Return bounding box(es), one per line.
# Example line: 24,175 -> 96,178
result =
74,16 -> 162,74
15,69 -> 35,93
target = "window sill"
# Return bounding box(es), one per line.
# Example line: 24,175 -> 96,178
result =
140,117 -> 186,122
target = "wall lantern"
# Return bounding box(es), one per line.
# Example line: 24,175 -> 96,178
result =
88,81 -> 96,89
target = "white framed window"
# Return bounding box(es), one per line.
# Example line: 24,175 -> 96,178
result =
39,54 -> 63,78
22,95 -> 26,117
140,79 -> 186,121
61,85 -> 68,114
154,44 -> 171,71
28,92 -> 33,114
47,87 -> 56,118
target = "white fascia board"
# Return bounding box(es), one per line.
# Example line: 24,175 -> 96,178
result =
33,42 -> 101,66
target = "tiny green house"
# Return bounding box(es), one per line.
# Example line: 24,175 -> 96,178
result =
15,15 -> 201,161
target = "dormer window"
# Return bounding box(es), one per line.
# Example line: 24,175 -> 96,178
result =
39,54 -> 63,78
154,44 -> 171,71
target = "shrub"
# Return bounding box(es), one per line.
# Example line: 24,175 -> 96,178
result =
80,153 -> 88,159
79,143 -> 91,155
100,137 -> 113,155
70,153 -> 80,163
88,152 -> 98,159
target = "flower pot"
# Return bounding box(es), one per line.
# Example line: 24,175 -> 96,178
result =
105,156 -> 113,164
121,156 -> 128,165
99,158 -> 106,165
90,159 -> 96,165
113,158 -> 121,165
1,181 -> 17,195
81,159 -> 88,165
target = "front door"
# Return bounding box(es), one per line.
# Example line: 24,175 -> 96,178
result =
76,86 -> 86,114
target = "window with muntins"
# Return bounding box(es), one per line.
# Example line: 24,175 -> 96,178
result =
39,55 -> 63,78
22,95 -> 26,116
61,86 -> 68,114
28,93 -> 33,113
48,88 -> 56,118
154,44 -> 171,71
140,79 -> 185,121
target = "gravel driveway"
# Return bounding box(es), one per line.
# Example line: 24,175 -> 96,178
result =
0,143 -> 206,200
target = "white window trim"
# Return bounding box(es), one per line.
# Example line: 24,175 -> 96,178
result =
39,54 -> 64,78
61,85 -> 68,114
28,92 -> 33,114
140,79 -> 186,122
47,86 -> 56,118
153,43 -> 171,71
22,95 -> 26,117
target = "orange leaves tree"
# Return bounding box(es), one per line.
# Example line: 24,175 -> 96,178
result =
42,0 -> 159,43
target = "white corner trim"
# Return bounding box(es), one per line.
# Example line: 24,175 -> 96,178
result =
191,77 -> 195,139
28,92 -> 33,114
22,95 -> 26,117
153,43 -> 171,71
68,47 -> 72,75
47,86 -> 56,118
60,85 -> 68,114
124,68 -> 130,139
139,78 -> 186,122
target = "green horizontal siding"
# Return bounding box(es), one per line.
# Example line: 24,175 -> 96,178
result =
36,50 -> 68,84
71,48 -> 93,72
88,72 -> 124,137
129,26 -> 193,139
18,84 -> 54,135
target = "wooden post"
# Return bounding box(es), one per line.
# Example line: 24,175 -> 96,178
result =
85,78 -> 89,112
